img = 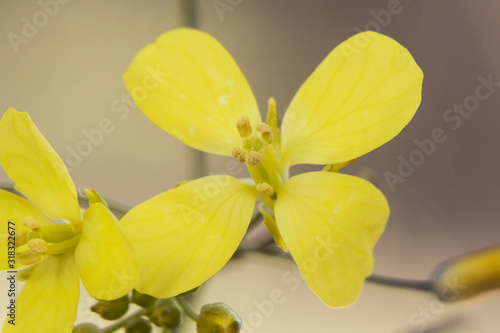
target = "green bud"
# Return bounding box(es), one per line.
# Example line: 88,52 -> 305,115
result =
131,289 -> 157,308
149,298 -> 183,329
72,323 -> 104,333
197,303 -> 242,333
91,295 -> 129,320
161,329 -> 174,333
125,317 -> 152,333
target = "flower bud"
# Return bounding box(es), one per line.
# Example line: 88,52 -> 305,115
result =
91,295 -> 129,320
84,188 -> 109,207
433,245 -> 500,302
125,317 -> 152,333
72,323 -> 104,333
131,289 -> 157,308
196,302 -> 242,333
148,298 -> 183,329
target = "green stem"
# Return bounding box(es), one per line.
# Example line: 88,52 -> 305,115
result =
177,297 -> 199,322
247,211 -> 263,230
367,274 -> 434,292
102,308 -> 146,333
247,247 -> 436,293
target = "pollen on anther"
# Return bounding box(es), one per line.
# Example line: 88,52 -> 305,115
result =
23,217 -> 40,231
27,238 -> 48,254
256,183 -> 274,196
236,116 -> 252,138
247,151 -> 264,166
256,123 -> 273,144
232,147 -> 247,163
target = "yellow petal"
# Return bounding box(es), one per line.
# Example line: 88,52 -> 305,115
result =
280,31 -> 423,168
274,171 -> 389,307
0,189 -> 53,227
0,109 -> 81,222
121,175 -> 258,298
74,203 -> 138,300
123,28 -> 261,156
2,252 -> 79,333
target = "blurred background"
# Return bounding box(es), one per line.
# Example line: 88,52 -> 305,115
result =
1,0 -> 500,332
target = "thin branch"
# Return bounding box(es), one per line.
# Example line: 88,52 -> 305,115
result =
177,296 -> 199,322
367,274 -> 434,292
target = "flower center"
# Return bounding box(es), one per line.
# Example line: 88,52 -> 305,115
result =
15,217 -> 81,265
231,116 -> 273,167
232,115 -> 284,205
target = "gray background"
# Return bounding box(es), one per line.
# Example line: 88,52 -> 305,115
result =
1,1 -> 499,332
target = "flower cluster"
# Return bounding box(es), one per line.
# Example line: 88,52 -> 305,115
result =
0,109 -> 137,332
1,28 -> 422,332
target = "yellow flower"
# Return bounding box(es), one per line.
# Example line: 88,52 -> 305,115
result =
121,28 -> 423,307
0,109 -> 138,332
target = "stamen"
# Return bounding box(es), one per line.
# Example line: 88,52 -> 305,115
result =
27,239 -> 48,254
236,116 -> 252,138
247,151 -> 264,166
256,123 -> 273,144
45,235 -> 80,255
23,217 -> 40,231
232,147 -> 247,163
16,251 -> 42,266
256,183 -> 274,196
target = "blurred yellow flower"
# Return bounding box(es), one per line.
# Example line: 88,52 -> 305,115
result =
122,28 -> 423,307
0,109 -> 137,332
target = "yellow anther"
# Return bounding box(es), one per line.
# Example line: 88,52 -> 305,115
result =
16,251 -> 42,266
232,147 -> 248,163
27,238 -> 48,254
256,183 -> 274,196
236,116 -> 252,138
247,151 -> 264,166
256,123 -> 273,144
23,217 -> 40,231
